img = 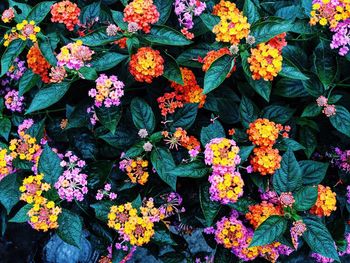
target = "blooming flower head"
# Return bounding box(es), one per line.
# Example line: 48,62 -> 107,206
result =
331,19 -> 350,56
208,170 -> 244,204
51,1 -> 81,31
143,142 -> 153,152
311,252 -> 335,263
106,24 -> 120,36
108,203 -> 137,231
19,174 -> 51,203
96,183 -> 117,201
157,92 -> 184,117
27,198 -> 62,232
88,74 -> 125,108
260,190 -> 279,204
170,67 -> 206,107
6,58 -> 26,81
129,47 -> 164,83
2,7 -> 15,23
0,148 -> 14,181
310,0 -> 350,28
204,138 -> 240,169
212,0 -> 250,45
290,220 -> 307,249
138,129 -> 148,138
310,184 -> 337,217
248,42 -> 283,81
27,44 -> 51,83
18,119 -> 34,137
245,201 -> 282,229
140,198 -> 163,222
5,89 -> 24,112
120,157 -> 149,185
250,147 -> 282,176
317,95 -> 329,107
159,192 -> 185,218
123,215 -> 155,246
123,0 -> 159,33
322,104 -> 337,117
49,66 -> 67,83
181,135 -> 201,152
267,33 -> 288,51
9,134 -> 41,162
247,118 -> 282,147
54,152 -> 88,202
56,40 -> 94,70
174,0 -> 206,29
4,20 -> 40,46
279,192 -> 295,207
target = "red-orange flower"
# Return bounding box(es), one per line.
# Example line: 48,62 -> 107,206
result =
250,147 -> 282,176
51,1 -> 81,31
123,0 -> 159,33
129,47 -> 164,83
27,44 -> 51,83
245,201 -> 282,229
310,184 -> 337,217
157,92 -> 184,117
247,118 -> 282,147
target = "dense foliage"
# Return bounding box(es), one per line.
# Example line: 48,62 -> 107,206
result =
0,0 -> 350,262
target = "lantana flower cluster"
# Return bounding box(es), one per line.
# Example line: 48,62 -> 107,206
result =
202,47 -> 236,78
0,148 -> 15,181
4,20 -> 41,47
119,157 -> 150,185
88,74 -> 125,108
174,0 -> 206,34
20,174 -> 61,232
212,0 -> 250,45
316,96 -> 337,117
310,184 -> 337,217
327,147 -> 350,173
27,44 -> 52,83
50,0 -> 81,31
54,151 -> 88,202
247,118 -> 289,175
248,33 -> 287,81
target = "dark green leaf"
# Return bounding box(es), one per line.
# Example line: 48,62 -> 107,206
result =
26,82 -> 71,114
26,1 -> 55,23
9,204 -> 32,223
95,106 -> 122,134
200,120 -> 225,146
301,103 -> 322,118
171,160 -> 209,178
294,186 -> 318,211
279,59 -> 309,80
144,25 -> 193,46
38,144 -> 63,185
151,147 -> 177,190
79,67 -> 98,80
86,160 -> 114,189
275,138 -> 305,152
154,0 -> 173,24
1,39 -> 26,77
19,69 -> 40,96
250,216 -> 288,247
75,29 -> 123,47
203,55 -> 234,94
0,174 -> 20,214
200,13 -> 220,31
57,210 -> 83,248
243,0 -> 260,24
99,129 -> 135,149
227,198 -> 256,214
91,201 -> 113,221
163,53 -> 184,85
200,184 -> 221,226
9,0 -> 31,22
124,142 -> 145,158
0,118 -> 11,141
91,52 -> 128,71
329,105 -> 350,137
111,10 -> 127,30
299,160 -> 328,185
170,103 -> 198,130
80,2 -> 100,24
239,146 -> 255,163
261,105 -> 295,124
299,126 -> 317,158
130,98 -> 156,133
38,33 -> 59,66
240,96 -> 258,128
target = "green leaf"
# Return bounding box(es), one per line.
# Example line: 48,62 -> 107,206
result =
99,129 -> 135,149
261,105 -> 295,124
130,98 -> 156,133
203,55 -> 234,94
200,183 -> 221,226
329,105 -> 350,137
279,59 -> 309,80
26,1 -> 55,23
250,17 -> 293,44
299,160 -> 328,185
0,174 -> 20,214
239,146 -> 255,163
275,138 -> 305,151
200,13 -> 220,31
301,103 -> 322,118
303,216 -> 340,261
91,52 -> 128,71
124,142 -> 145,158
240,96 -> 258,128
19,69 -> 40,96
275,79 -> 308,98
57,210 -> 83,248
26,118 -> 46,141
250,216 -> 288,247
86,160 -> 114,189
302,74 -> 325,97
26,82 -> 71,114
163,53 -> 184,85
95,106 -> 122,134
160,252 -> 186,263
38,144 -> 63,185
227,198 -> 256,214
1,39 -> 26,77
294,186 -> 318,211
151,147 -> 177,190
273,149 -> 302,193
299,126 -> 317,158
143,25 -> 193,46
132,195 -> 142,208
170,160 -> 209,178
9,204 -> 32,223
152,224 -> 176,245
170,103 -> 198,130
80,1 -> 100,24
75,29 -> 123,47
313,40 -> 337,88
91,201 -> 113,221
111,10 -> 127,30
154,0 -> 173,24
38,33 -> 59,66
9,0 -> 32,22
200,120 -> 225,146
0,118 -> 11,141
78,67 -> 97,80
243,0 -> 260,24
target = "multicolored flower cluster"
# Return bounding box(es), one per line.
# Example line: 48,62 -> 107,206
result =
50,0 -> 81,31
9,134 -> 41,162
212,0 -> 250,45
0,148 -> 14,181
245,201 -> 282,229
88,74 -> 125,108
129,47 -> 164,83
96,183 -> 117,201
157,92 -> 184,117
27,44 -> 51,83
20,174 -> 61,231
248,33 -> 287,81
247,118 -> 283,147
4,20 -> 41,46
310,184 -> 337,217
123,0 -> 159,33
56,40 -> 94,70
174,0 -> 206,30
6,58 -> 26,81
1,7 -> 15,23
316,96 -> 337,117
119,157 -> 149,185
327,147 -> 350,173
290,220 -> 307,249
250,147 -> 282,176
310,0 -> 350,28
54,151 -> 88,202
4,89 -> 24,112
170,67 -> 206,107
